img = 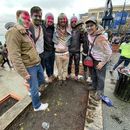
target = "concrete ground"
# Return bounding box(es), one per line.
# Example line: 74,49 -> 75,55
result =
0,67 -> 27,100
103,75 -> 130,130
103,52 -> 130,130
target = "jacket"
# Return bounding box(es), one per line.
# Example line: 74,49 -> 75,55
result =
42,22 -> 55,51
69,29 -> 81,53
6,24 -> 40,78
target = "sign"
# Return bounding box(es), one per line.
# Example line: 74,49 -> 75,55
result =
114,11 -> 128,25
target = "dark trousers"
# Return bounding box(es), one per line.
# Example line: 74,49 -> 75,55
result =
1,58 -> 11,68
82,54 -> 87,72
113,56 -> 130,70
39,52 -> 45,70
44,51 -> 55,77
92,64 -> 107,94
68,52 -> 80,76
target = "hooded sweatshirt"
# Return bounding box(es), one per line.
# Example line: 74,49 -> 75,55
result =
88,27 -> 112,66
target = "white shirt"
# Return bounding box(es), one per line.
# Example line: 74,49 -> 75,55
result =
34,26 -> 44,54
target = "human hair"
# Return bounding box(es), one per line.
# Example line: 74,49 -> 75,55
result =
57,13 -> 68,27
16,10 -> 24,20
30,6 -> 42,16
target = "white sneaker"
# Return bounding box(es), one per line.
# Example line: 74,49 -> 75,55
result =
28,92 -> 41,97
34,103 -> 48,111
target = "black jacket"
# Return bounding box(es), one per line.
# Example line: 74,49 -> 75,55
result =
82,32 -> 89,54
69,29 -> 82,53
42,22 -> 55,52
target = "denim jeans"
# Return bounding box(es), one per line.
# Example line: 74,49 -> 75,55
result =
44,51 -> 55,77
27,64 -> 45,109
92,64 -> 107,94
113,56 -> 130,70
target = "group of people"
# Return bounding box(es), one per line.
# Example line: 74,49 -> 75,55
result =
5,6 -> 112,111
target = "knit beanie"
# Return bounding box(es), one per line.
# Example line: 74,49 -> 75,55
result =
5,22 -> 15,30
45,13 -> 54,20
70,16 -> 78,23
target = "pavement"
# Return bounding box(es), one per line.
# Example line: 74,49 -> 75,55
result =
0,53 -> 130,130
0,67 -> 27,101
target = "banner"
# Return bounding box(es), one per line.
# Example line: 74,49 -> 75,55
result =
114,11 -> 128,25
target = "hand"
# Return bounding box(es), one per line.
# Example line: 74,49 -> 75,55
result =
96,62 -> 104,70
24,74 -> 31,80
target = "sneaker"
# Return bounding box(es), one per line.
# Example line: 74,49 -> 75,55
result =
74,76 -> 78,80
28,92 -> 41,97
47,77 -> 53,83
34,103 -> 48,111
66,75 -> 71,79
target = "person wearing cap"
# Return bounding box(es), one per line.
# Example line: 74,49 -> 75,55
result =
67,17 -> 83,80
5,22 -> 15,30
53,13 -> 71,85
42,13 -> 55,83
85,17 -> 112,100
112,36 -> 130,71
29,6 -> 44,70
6,10 -> 48,111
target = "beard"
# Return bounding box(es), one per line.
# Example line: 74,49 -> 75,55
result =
33,19 -> 41,26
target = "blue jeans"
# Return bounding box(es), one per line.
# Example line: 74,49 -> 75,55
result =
27,64 -> 45,109
113,56 -> 130,70
44,51 -> 55,77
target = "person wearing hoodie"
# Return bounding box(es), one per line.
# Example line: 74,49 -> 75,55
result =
67,17 -> 83,80
53,13 -> 71,85
6,11 -> 48,111
85,17 -> 112,101
42,13 -> 55,83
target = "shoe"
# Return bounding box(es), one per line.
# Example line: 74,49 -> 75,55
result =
51,75 -> 56,81
34,103 -> 48,111
66,75 -> 71,79
47,77 -> 53,83
28,92 -> 41,97
74,76 -> 78,80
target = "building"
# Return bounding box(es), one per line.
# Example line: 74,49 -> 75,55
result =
80,4 -> 130,23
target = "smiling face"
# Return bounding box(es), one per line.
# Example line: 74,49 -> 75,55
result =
58,13 -> 68,28
86,22 -> 97,35
71,18 -> 78,28
18,11 -> 30,29
31,11 -> 42,26
46,15 -> 54,26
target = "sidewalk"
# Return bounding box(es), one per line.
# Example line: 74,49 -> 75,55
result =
0,67 -> 27,101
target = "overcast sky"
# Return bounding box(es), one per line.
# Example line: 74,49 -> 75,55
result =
0,0 -> 130,36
